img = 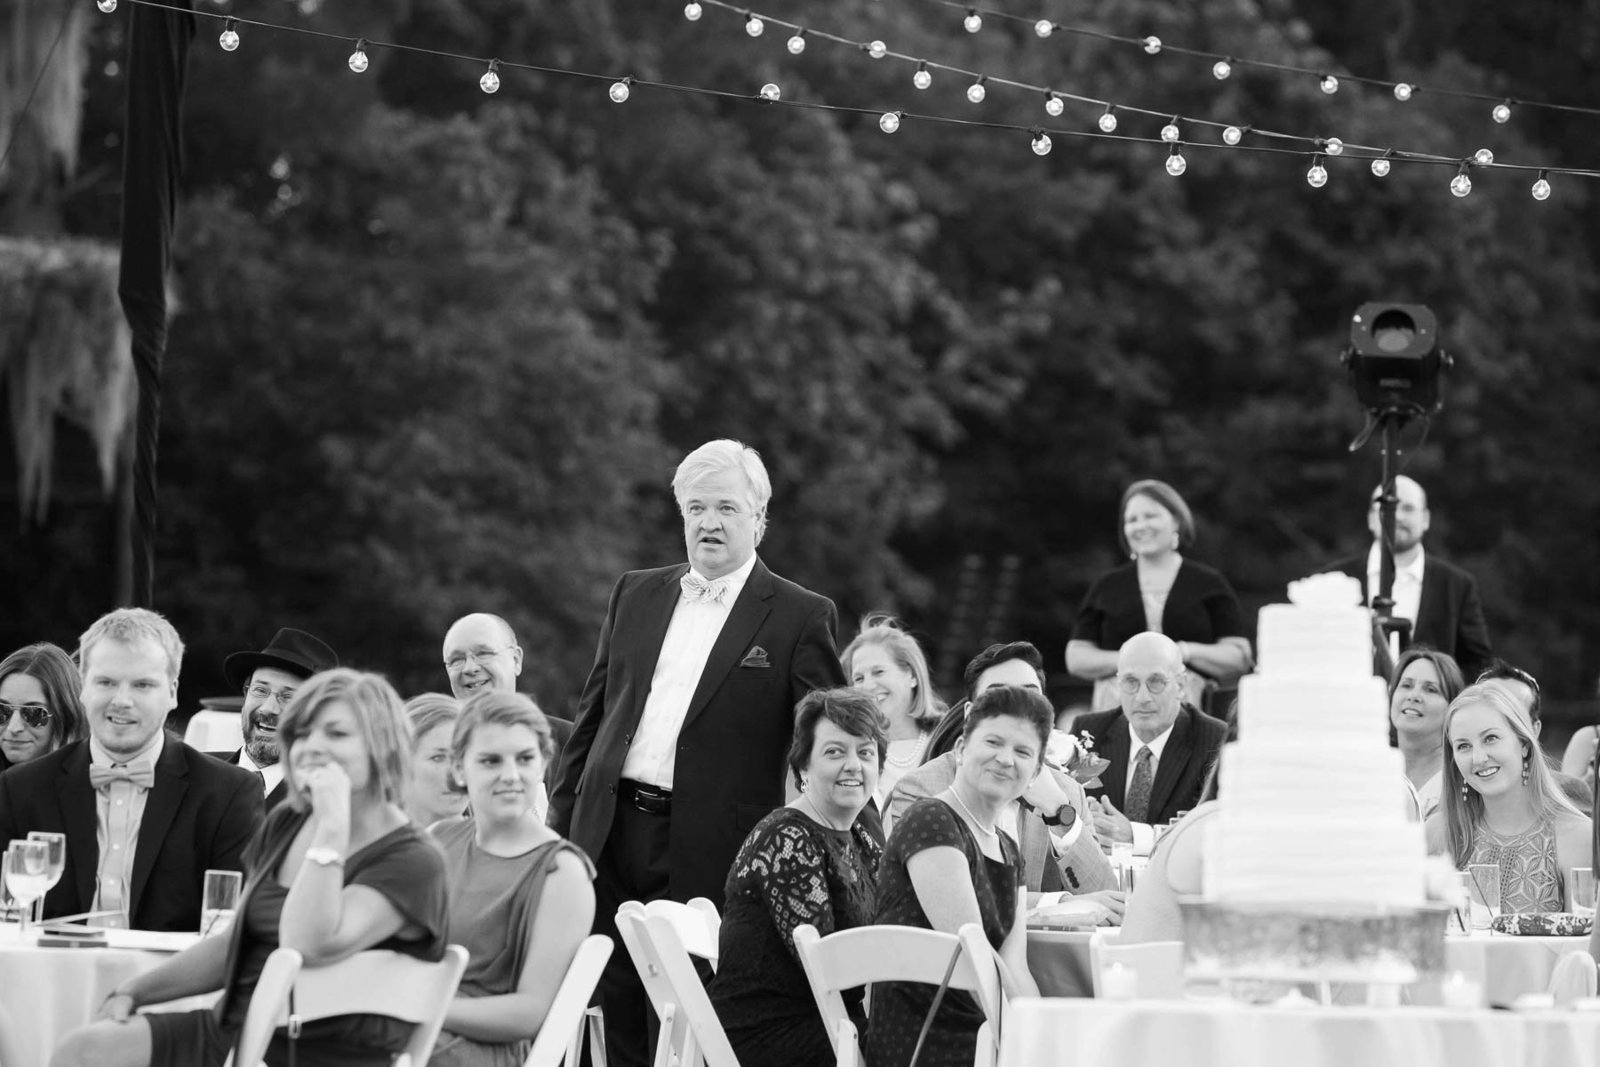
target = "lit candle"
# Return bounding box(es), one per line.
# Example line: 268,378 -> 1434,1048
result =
1441,971 -> 1481,1010
1103,961 -> 1138,1000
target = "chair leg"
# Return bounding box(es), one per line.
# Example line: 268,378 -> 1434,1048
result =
586,1006 -> 608,1067
653,1004 -> 677,1067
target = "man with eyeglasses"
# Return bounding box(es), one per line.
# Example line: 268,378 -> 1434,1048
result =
214,628 -> 339,809
1074,631 -> 1228,857
1477,660 -> 1593,810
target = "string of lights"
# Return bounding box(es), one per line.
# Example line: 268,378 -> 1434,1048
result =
901,0 -> 1600,125
91,0 -> 1597,200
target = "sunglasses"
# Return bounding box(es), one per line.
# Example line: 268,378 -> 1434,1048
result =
1,703 -> 52,729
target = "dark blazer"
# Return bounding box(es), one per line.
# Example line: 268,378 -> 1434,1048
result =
549,558 -> 846,905
1074,705 -> 1227,826
1071,559 -> 1248,655
0,736 -> 264,930
1332,551 -> 1493,681
212,748 -> 291,811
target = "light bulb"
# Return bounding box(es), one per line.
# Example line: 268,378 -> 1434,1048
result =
913,66 -> 932,90
1223,126 -> 1242,146
1325,137 -> 1343,156
480,68 -> 500,93
684,1 -> 702,19
96,0 -> 116,12
348,45 -> 368,73
1166,149 -> 1187,177
1493,101 -> 1512,123
1394,82 -> 1413,101
609,80 -> 630,104
1044,94 -> 1064,117
1532,175 -> 1551,200
1450,171 -> 1472,197
964,11 -> 982,33
1144,36 -> 1162,55
1320,73 -> 1339,94
1371,157 -> 1391,177
746,15 -> 764,37
1474,148 -> 1494,165
1098,108 -> 1118,134
879,112 -> 900,134
759,83 -> 780,101
1307,161 -> 1328,188
967,80 -> 986,104
1161,120 -> 1180,143
1032,132 -> 1052,156
219,21 -> 240,51
787,34 -> 806,55
868,40 -> 887,59
1035,20 -> 1054,38
1213,59 -> 1231,80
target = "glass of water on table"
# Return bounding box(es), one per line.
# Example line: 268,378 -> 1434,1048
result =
201,870 -> 243,936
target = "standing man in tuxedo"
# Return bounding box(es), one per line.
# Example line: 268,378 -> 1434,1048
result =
0,608 -> 263,930
1078,632 -> 1227,857
1332,475 -> 1493,680
550,439 -> 845,1067
216,627 -> 339,810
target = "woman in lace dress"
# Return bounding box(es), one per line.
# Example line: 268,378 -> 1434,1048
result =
840,616 -> 946,805
1427,682 -> 1590,913
708,688 -> 886,1067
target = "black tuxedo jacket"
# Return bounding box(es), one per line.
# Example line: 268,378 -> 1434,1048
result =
212,749 -> 291,811
0,736 -> 264,930
549,558 -> 845,905
1074,705 -> 1227,826
1332,552 -> 1493,680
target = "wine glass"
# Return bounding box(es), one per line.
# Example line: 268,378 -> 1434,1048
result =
26,831 -> 65,925
4,841 -> 50,938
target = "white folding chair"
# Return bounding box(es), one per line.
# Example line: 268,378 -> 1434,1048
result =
1088,929 -> 1184,1000
227,945 -> 469,1067
616,904 -> 740,1067
1548,950 -> 1599,1006
642,897 -> 722,972
521,934 -> 613,1066
792,922 -> 1006,1067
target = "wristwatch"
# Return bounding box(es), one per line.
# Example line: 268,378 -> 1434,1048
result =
1039,803 -> 1077,830
305,847 -> 345,867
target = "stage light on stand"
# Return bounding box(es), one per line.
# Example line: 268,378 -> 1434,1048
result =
1344,303 -> 1448,418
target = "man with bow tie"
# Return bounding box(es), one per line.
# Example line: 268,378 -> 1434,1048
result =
550,438 -> 845,1067
0,608 -> 262,930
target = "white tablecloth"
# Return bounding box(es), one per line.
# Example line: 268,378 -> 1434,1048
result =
999,997 -> 1600,1067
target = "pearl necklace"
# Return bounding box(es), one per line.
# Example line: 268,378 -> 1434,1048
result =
947,786 -> 999,840
884,733 -> 929,769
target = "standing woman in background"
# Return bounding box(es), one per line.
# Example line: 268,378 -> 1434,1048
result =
840,616 -> 946,804
1066,480 -> 1253,712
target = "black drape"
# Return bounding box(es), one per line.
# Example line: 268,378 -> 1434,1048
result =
115,0 -> 194,606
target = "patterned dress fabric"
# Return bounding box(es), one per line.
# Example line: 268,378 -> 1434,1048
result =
1464,820 -> 1564,913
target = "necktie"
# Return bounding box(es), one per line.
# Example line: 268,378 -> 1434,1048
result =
680,571 -> 730,604
89,763 -> 155,791
1125,745 -> 1154,824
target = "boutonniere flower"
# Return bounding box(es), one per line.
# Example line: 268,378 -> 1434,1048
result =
1044,729 -> 1111,790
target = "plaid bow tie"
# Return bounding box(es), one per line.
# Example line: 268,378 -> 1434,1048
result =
680,571 -> 731,604
89,763 -> 155,791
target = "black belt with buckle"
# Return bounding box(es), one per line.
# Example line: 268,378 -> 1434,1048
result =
619,779 -> 672,816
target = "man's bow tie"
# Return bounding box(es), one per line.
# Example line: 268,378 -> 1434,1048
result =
89,763 -> 155,791
680,571 -> 731,604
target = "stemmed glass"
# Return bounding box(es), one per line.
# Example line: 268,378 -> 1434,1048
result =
4,840 -> 50,938
26,831 -> 66,925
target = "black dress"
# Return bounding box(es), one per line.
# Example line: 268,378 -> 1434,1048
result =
1070,558 -> 1247,652
708,806 -> 882,1067
864,799 -> 1021,1067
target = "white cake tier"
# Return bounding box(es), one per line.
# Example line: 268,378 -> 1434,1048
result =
1218,743 -> 1412,817
1203,814 -> 1428,905
1235,674 -> 1390,744
1257,603 -> 1373,677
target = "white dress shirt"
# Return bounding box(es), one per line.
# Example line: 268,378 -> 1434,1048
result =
1124,720 -> 1176,856
1366,542 -> 1425,661
235,747 -> 285,798
621,554 -> 758,790
90,731 -> 165,923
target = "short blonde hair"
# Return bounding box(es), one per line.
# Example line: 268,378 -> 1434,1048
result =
672,439 -> 771,543
77,608 -> 185,683
279,669 -> 413,811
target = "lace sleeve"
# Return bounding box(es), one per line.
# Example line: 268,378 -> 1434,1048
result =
747,819 -> 836,962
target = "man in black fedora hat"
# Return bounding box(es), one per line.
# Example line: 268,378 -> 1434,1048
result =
216,628 -> 339,809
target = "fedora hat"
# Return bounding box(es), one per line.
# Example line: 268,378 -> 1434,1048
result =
224,628 -> 339,689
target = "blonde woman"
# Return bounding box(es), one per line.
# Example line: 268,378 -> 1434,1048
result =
841,615 -> 946,803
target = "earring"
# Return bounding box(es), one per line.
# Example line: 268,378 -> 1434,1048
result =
1170,533 -> 1180,550
799,776 -> 809,792
1522,757 -> 1530,786
1460,780 -> 1470,802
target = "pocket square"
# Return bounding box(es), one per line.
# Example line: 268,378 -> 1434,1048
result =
739,646 -> 771,669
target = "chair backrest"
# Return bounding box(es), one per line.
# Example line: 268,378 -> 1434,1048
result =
1548,950 -> 1599,1005
1089,930 -> 1184,1000
521,935 -> 614,1067
228,945 -> 469,1067
642,896 -> 722,971
616,905 -> 741,1067
792,923 -> 1005,1067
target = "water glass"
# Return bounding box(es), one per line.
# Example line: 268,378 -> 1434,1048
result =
1467,863 -> 1502,929
4,841 -> 50,937
26,831 -> 65,924
1569,867 -> 1596,917
201,869 -> 242,936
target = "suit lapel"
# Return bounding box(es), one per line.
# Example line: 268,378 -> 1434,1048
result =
1148,709 -> 1194,818
1102,717 -> 1131,809
58,744 -> 99,912
1414,559 -> 1444,645
682,561 -> 774,731
625,566 -> 691,731
129,740 -> 189,920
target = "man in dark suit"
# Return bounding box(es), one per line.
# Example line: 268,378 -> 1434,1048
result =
1077,632 -> 1228,856
0,608 -> 263,930
1331,475 -> 1492,680
550,438 -> 845,1067
214,627 -> 338,810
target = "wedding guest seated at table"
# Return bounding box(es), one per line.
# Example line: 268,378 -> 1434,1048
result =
1389,648 -> 1465,822
1558,670 -> 1600,782
840,616 -> 946,805
1476,661 -> 1594,811
213,628 -> 340,811
866,685 -> 1042,1067
709,688 -> 885,1067
429,691 -> 594,1067
1426,682 -> 1592,912
403,693 -> 467,828
0,608 -> 262,930
0,642 -> 86,773
887,642 -> 1121,915
52,668 -> 450,1067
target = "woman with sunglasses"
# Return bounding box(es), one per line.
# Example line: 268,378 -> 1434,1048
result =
0,643 -> 86,772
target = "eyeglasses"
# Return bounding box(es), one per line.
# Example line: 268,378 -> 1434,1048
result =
243,683 -> 298,708
444,645 -> 515,672
0,703 -> 51,728
1118,675 -> 1171,695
